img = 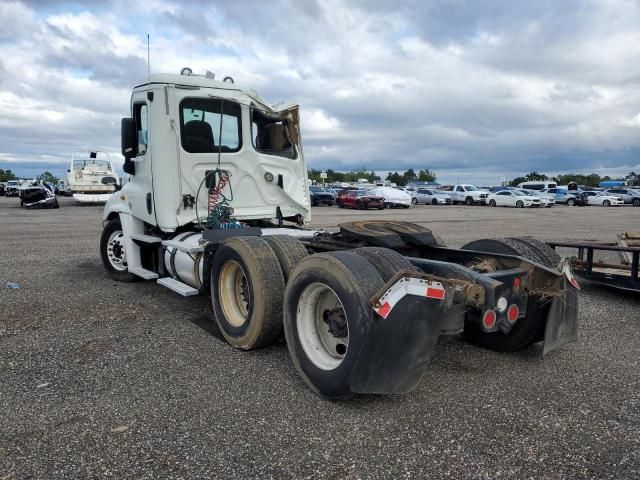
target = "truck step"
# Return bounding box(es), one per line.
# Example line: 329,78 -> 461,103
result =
161,239 -> 204,253
130,233 -> 162,243
157,277 -> 199,296
128,266 -> 159,280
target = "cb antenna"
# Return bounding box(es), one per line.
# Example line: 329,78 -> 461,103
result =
147,34 -> 151,89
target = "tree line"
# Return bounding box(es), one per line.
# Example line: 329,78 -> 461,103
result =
0,169 -> 60,184
508,171 -> 638,187
308,168 -> 436,186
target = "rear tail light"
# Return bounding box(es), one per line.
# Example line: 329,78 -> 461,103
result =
513,277 -> 521,290
483,310 -> 496,329
507,304 -> 519,322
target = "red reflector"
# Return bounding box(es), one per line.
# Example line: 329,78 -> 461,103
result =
507,304 -> 519,322
426,287 -> 446,300
378,302 -> 392,319
513,277 -> 521,289
483,310 -> 496,329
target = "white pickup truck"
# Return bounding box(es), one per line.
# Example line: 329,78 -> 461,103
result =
450,184 -> 490,205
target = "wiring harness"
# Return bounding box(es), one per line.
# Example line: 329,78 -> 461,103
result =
206,169 -> 242,230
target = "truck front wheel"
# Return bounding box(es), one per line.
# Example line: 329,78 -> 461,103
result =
211,237 -> 285,350
100,218 -> 135,282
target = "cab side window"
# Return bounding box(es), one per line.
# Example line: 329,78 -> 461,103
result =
180,98 -> 242,153
134,103 -> 148,156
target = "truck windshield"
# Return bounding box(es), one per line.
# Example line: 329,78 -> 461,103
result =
462,185 -> 481,191
251,108 -> 296,159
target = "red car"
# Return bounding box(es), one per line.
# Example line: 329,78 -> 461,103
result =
336,190 -> 385,210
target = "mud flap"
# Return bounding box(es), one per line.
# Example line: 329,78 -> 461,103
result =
542,284 -> 578,355
349,297 -> 447,394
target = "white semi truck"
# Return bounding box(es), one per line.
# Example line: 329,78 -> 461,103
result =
100,69 -> 579,400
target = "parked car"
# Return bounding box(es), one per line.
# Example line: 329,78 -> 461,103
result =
368,186 -> 411,208
515,188 -> 555,207
5,180 -> 20,197
18,180 -> 59,209
488,190 -> 541,208
309,186 -> 335,206
604,188 -> 640,206
582,191 -> 624,206
540,187 -> 579,206
412,188 -> 453,205
450,184 -> 490,205
336,190 -> 384,210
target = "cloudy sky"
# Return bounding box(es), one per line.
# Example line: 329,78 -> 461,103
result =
1,0 -> 639,184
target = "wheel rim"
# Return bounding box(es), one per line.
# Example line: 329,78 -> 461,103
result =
106,230 -> 128,271
490,200 -> 496,207
412,198 -> 417,204
296,282 -> 349,371
517,201 -> 523,208
219,260 -> 250,327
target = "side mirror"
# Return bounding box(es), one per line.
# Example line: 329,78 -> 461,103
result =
121,117 -> 136,175
101,176 -> 121,191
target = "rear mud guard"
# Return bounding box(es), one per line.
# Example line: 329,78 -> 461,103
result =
349,285 -> 462,394
543,280 -> 578,355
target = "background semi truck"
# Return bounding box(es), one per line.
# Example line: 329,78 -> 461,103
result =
100,69 -> 578,399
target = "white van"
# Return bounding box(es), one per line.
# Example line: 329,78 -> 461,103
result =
517,181 -> 557,191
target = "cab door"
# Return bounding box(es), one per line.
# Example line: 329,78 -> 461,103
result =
127,100 -> 156,224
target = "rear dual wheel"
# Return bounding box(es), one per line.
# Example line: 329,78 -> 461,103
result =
284,248 -> 414,399
211,235 -> 309,350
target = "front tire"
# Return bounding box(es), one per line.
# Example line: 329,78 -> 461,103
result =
100,217 -> 135,282
633,199 -> 640,207
411,198 -> 418,205
465,197 -> 473,205
567,198 -> 576,206
211,237 -> 285,350
489,199 -> 497,207
603,200 -> 611,207
516,200 -> 524,208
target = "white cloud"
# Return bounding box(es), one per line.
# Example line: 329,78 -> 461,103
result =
0,0 -> 639,184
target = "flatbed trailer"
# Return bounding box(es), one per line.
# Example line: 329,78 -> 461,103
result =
548,240 -> 640,292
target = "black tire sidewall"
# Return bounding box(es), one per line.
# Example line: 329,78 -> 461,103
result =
100,218 -> 135,282
211,245 -> 256,338
284,266 -> 367,399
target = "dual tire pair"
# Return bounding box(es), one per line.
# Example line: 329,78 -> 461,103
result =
212,236 -> 417,399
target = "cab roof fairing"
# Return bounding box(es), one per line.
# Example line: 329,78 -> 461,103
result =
132,73 -> 298,116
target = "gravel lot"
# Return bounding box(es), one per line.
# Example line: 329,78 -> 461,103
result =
1,196 -> 639,479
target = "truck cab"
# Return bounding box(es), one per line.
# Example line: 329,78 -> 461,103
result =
105,70 -> 310,232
